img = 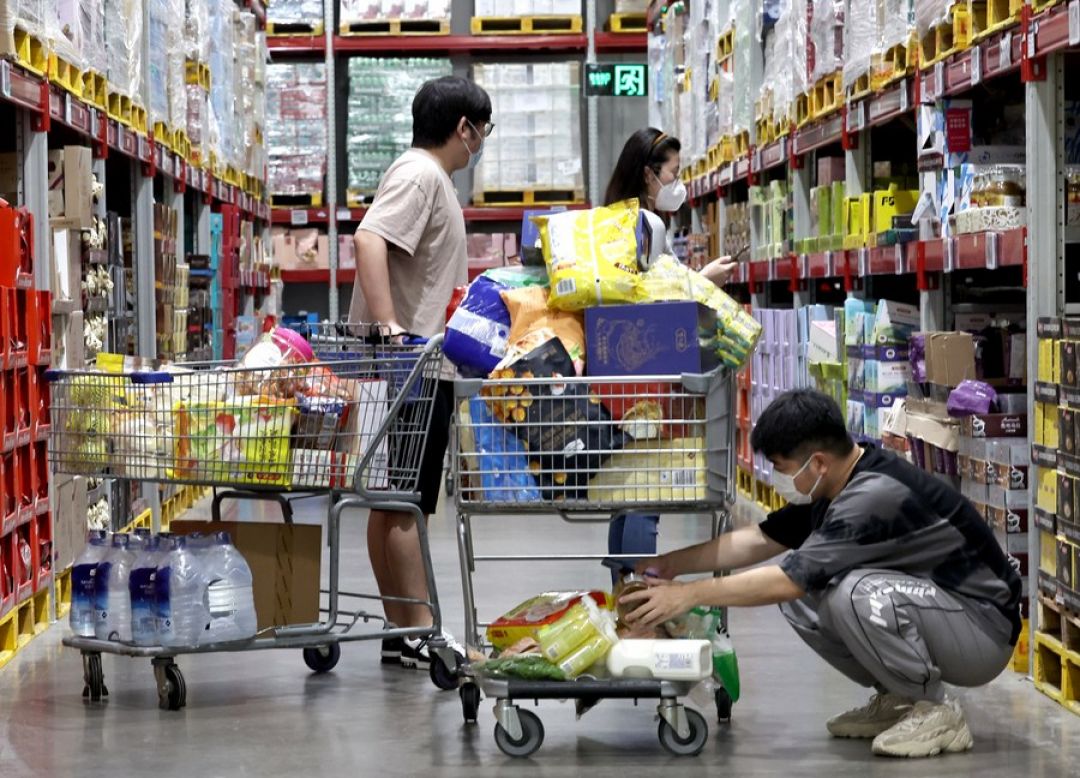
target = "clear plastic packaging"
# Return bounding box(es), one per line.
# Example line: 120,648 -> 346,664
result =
843,0 -> 876,89
810,0 -> 844,84
267,61 -> 327,196
148,0 -> 171,123
915,0 -> 950,38
185,0 -> 210,63
105,0 -> 144,100
731,0 -> 753,136
47,0 -> 87,70
881,0 -> 915,53
267,0 -> 323,24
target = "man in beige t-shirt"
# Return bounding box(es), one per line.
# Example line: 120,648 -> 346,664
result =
349,75 -> 492,672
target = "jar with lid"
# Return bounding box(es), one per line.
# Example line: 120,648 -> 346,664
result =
983,165 -> 1025,208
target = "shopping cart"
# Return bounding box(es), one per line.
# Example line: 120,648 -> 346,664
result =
49,324 -> 458,710
450,367 -> 737,757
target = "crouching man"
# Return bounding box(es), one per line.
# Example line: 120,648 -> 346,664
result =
622,389 -> 1021,758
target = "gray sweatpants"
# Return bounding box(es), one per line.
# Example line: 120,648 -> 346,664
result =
781,569 -> 1015,703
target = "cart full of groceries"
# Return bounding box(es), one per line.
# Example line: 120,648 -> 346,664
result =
445,199 -> 761,757
50,323 -> 454,710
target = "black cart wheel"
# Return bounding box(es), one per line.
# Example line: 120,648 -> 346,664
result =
158,664 -> 186,711
303,643 -> 341,674
429,651 -> 460,691
657,708 -> 708,757
82,653 -> 107,702
460,682 -> 481,723
493,708 -> 544,758
715,687 -> 733,722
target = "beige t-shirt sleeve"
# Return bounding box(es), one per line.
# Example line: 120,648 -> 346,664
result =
359,167 -> 435,256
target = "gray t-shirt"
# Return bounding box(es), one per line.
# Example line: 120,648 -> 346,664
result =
761,445 -> 1022,644
349,148 -> 467,343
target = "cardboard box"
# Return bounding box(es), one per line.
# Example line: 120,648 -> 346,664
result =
272,230 -> 329,271
817,156 -> 845,187
1038,467 -> 1059,513
873,187 -> 920,234
962,413 -> 1027,439
585,301 -> 718,377
47,146 -> 93,229
171,520 -> 321,631
1062,341 -> 1079,387
53,475 -> 89,572
923,332 -> 976,387
1059,537 -> 1076,590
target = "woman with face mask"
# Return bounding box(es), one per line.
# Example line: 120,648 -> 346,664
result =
601,128 -> 739,580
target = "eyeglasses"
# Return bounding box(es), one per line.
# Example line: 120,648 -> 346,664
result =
468,118 -> 495,138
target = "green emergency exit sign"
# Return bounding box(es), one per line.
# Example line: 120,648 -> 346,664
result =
585,64 -> 648,97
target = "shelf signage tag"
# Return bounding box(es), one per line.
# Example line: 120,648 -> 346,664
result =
1070,0 -> 1080,47
585,64 -> 648,97
290,210 -> 308,226
1000,32 -> 1012,69
934,63 -> 945,98
971,45 -> 981,86
337,208 -> 351,222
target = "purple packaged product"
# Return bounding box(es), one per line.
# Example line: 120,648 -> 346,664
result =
907,436 -> 925,471
946,380 -> 998,417
942,449 -> 958,477
909,334 -> 927,383
931,445 -> 946,474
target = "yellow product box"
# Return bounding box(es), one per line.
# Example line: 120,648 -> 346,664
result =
588,437 -> 708,504
1043,402 -> 1060,450
1037,466 -> 1058,514
873,186 -> 920,234
1041,531 -> 1058,575
1038,338 -> 1058,384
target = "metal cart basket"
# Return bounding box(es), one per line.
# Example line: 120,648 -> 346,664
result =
451,366 -> 737,757
50,324 -> 456,709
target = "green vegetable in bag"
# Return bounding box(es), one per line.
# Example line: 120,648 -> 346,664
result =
482,654 -> 567,682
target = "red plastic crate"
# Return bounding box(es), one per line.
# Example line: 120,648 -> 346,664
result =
0,369 -> 12,453
28,367 -> 49,443
0,530 -> 13,618
32,512 -> 50,592
0,204 -> 34,289
27,290 -> 51,367
15,446 -> 31,525
1,451 -> 17,535
8,289 -> 27,370
30,441 -> 47,516
14,368 -> 29,448
12,523 -> 32,604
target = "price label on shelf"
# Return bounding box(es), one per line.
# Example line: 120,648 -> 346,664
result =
987,234 -> 999,270
1000,32 -> 1012,70
934,62 -> 945,98
894,243 -> 904,275
290,210 -> 308,226
337,208 -> 351,222
971,45 -> 981,86
1028,23 -> 1038,60
1070,0 -> 1080,47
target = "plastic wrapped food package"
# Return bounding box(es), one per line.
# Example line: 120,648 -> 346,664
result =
534,200 -> 646,311
810,0 -> 844,84
472,62 -> 583,197
105,0 -> 144,100
881,0 -> 915,52
731,0 -> 754,136
486,591 -> 613,650
208,0 -> 236,166
843,0 -> 877,88
341,0 -> 449,23
463,395 -> 542,503
346,57 -> 452,202
501,285 -> 586,367
444,275 -> 514,377
267,0 -> 322,24
268,62 -> 328,196
148,0 -> 172,123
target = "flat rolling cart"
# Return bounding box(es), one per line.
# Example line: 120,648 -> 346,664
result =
49,325 -> 459,710
450,366 -> 737,757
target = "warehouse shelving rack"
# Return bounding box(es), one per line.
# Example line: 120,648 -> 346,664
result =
266,0 -> 648,311
0,0 -> 272,670
648,0 -> 1075,700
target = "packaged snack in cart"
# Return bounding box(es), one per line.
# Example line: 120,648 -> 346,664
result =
535,199 -> 647,311
535,595 -> 619,678
484,337 -> 626,500
500,285 -> 586,369
486,590 -> 613,650
234,327 -> 316,398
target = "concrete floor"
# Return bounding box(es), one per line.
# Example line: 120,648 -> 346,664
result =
1,494 -> 1079,777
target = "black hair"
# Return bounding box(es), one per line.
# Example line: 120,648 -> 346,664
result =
604,127 -> 682,206
411,76 -> 492,149
750,389 -> 855,460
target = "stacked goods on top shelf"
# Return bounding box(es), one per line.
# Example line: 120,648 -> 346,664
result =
105,0 -> 145,116
345,57 -> 452,206
471,0 -> 582,35
471,62 -> 584,206
267,62 -> 327,206
339,0 -> 451,34
267,0 -> 324,34
208,0 -> 236,170
234,11 -> 268,184
185,0 -> 211,166
843,0 -> 916,94
148,0 -> 186,142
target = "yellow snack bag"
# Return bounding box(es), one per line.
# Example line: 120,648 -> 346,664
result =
534,199 -> 647,311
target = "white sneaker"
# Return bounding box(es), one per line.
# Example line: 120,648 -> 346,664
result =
871,698 -> 974,758
402,628 -> 466,669
827,692 -> 913,738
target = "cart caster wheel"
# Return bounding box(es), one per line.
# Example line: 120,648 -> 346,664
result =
658,708 -> 708,757
494,709 -> 544,758
715,687 -> 733,722
302,643 -> 341,674
460,682 -> 481,723
82,653 -> 108,702
429,652 -> 460,691
157,664 -> 186,711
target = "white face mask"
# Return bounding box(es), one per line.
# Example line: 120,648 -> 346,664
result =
772,457 -> 823,506
650,169 -> 687,212
462,119 -> 485,170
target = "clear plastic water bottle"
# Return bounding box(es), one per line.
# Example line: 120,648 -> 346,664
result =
129,535 -> 166,647
156,536 -> 209,648
94,533 -> 135,642
69,530 -> 109,638
201,532 -> 257,644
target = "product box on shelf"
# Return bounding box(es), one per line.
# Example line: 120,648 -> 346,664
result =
584,301 -> 718,377
47,146 -> 93,230
921,331 -> 976,387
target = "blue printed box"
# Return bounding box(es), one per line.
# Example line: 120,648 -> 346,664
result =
585,301 -> 718,377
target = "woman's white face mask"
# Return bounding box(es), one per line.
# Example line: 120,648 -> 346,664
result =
648,167 -> 687,212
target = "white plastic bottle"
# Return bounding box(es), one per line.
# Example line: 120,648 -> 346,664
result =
93,533 -> 135,642
606,639 -> 713,681
156,536 -> 210,648
201,531 -> 257,644
69,530 -> 109,638
129,535 -> 166,647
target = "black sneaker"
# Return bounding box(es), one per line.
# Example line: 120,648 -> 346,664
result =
381,637 -> 404,666
401,629 -> 466,670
